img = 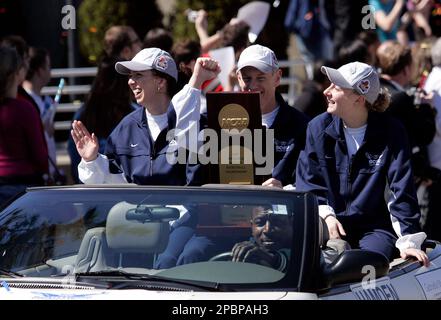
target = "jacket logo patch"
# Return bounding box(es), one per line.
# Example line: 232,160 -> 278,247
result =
365,152 -> 383,167
130,143 -> 138,148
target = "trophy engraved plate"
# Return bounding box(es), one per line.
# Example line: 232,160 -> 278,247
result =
206,92 -> 261,184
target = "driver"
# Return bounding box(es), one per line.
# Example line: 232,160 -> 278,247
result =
231,206 -> 293,272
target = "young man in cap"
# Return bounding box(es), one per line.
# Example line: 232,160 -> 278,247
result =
155,45 -> 310,268
295,61 -> 429,266
236,44 -> 309,186
72,48 -> 220,185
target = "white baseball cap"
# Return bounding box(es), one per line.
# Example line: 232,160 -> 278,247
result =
115,48 -> 178,81
237,44 -> 279,73
321,62 -> 380,104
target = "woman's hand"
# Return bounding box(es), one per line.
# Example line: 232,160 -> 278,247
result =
400,248 -> 430,267
324,215 -> 347,239
262,178 -> 283,189
194,9 -> 208,34
71,120 -> 99,162
189,57 -> 221,89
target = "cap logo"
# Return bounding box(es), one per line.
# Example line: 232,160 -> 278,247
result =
155,55 -> 168,71
357,80 -> 370,94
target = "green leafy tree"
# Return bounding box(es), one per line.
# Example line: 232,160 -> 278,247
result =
78,0 -> 128,63
173,0 -> 249,41
78,0 -> 163,64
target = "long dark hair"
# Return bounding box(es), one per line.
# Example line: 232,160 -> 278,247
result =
104,26 -> 136,59
0,47 -> 21,103
80,55 -> 133,138
26,47 -> 49,80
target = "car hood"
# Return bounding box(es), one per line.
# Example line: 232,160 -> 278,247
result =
0,276 -> 318,300
0,287 -> 317,300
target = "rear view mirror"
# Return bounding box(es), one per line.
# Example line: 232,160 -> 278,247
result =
126,205 -> 180,223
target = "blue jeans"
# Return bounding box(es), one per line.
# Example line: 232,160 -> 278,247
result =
346,229 -> 399,261
295,27 -> 334,62
154,208 -> 216,268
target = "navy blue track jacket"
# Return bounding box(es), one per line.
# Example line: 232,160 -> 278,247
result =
271,93 -> 309,185
105,106 -> 195,185
296,112 -> 422,236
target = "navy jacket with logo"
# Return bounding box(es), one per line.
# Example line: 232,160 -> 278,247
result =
296,112 -> 421,236
105,106 -> 196,186
270,93 -> 309,185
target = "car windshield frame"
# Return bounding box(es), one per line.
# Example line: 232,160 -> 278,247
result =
0,185 -> 309,290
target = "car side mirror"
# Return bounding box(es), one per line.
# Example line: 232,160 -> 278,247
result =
322,249 -> 389,287
126,205 -> 180,223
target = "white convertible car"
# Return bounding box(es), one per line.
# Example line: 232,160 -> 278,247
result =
0,185 -> 440,300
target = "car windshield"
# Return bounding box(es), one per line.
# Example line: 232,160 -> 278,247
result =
0,187 -> 301,287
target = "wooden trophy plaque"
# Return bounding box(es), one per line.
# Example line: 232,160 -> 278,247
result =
206,92 -> 262,184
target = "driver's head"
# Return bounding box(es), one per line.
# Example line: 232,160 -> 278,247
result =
250,206 -> 292,251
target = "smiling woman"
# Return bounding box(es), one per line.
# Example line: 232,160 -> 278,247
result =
67,55 -> 135,184
296,61 -> 429,267
71,48 -> 220,186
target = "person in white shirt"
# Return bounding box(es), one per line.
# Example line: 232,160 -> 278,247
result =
296,61 -> 429,266
236,45 -> 309,186
71,48 -> 220,186
22,47 -> 57,176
